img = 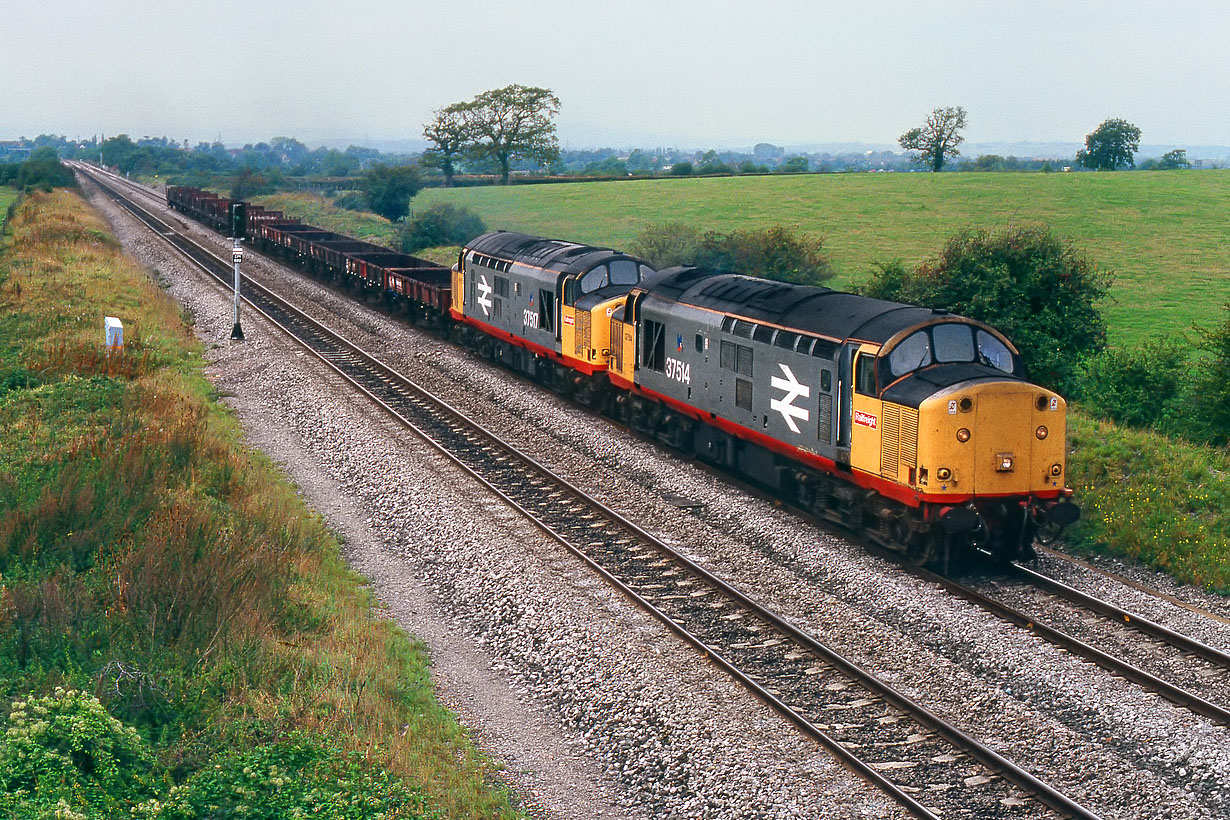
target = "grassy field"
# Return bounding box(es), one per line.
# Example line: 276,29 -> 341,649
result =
0,190 -> 520,817
255,192 -> 398,245
0,187 -> 17,224
416,171 -> 1230,347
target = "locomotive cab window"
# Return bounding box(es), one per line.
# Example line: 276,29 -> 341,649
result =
580,266 -> 607,294
885,323 -> 1017,378
610,259 -> 640,286
855,353 -> 877,396
889,331 -> 932,377
933,323 -> 974,363
976,330 -> 1014,372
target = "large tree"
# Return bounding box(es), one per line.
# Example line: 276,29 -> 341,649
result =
463,84 -> 561,184
360,163 -> 422,222
898,106 -> 967,172
420,103 -> 469,187
1076,118 -> 1141,170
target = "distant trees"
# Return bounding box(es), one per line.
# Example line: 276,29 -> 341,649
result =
420,104 -> 468,187
1076,118 -> 1141,170
777,156 -> 810,173
421,85 -> 561,185
898,106 -> 968,172
695,150 -> 733,175
0,147 -> 76,191
1158,149 -> 1190,170
360,163 -> 422,222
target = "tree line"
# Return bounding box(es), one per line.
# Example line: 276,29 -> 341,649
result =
899,106 -> 1192,172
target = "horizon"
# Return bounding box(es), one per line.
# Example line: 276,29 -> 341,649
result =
4,1 -> 1228,157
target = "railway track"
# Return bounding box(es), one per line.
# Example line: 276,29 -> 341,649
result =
1036,545 -> 1230,627
75,163 -> 1105,819
927,562 -> 1230,726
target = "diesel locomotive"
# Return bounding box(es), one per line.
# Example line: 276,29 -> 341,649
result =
164,184 -> 1078,568
453,233 -> 1079,568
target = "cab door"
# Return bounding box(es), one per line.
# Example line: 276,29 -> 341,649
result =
848,346 -> 883,476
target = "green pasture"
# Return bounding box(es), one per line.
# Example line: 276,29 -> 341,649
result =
0,186 -> 17,225
417,171 -> 1230,347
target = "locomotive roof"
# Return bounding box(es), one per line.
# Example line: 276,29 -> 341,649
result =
640,266 -> 946,345
466,230 -> 642,275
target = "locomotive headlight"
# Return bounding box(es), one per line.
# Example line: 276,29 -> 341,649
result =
936,467 -> 953,481
1050,463 -> 1063,477
1036,425 -> 1049,440
956,428 -> 971,443
996,453 -> 1015,472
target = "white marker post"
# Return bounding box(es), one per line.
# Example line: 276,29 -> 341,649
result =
230,238 -> 244,340
229,201 -> 246,341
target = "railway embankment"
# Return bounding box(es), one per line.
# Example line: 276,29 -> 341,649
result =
1066,412 -> 1230,592
0,189 -> 520,818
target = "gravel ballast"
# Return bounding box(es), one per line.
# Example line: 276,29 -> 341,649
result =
83,176 -> 1230,819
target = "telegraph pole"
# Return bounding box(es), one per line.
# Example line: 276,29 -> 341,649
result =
229,202 -> 246,340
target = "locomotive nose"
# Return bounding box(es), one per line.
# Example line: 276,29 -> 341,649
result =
919,380 -> 1068,498
969,383 -> 1066,494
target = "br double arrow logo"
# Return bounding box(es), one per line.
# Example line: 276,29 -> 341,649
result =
476,275 -> 493,316
770,364 -> 810,434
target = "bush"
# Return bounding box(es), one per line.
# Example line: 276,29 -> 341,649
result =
860,225 -> 1113,393
0,689 -> 158,818
628,222 -> 707,269
137,733 -> 432,820
361,163 -> 422,223
630,222 -> 833,286
1077,337 -> 1188,429
669,161 -> 693,176
398,203 -> 485,253
0,148 -> 76,192
1187,304 -> 1230,446
331,191 -> 368,212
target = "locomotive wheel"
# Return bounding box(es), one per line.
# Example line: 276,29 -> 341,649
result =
904,534 -> 934,567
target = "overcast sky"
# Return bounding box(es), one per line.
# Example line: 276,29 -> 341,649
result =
3,0 -> 1228,149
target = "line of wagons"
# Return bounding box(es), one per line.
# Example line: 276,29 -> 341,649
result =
164,185 -> 1078,568
165,186 -> 452,326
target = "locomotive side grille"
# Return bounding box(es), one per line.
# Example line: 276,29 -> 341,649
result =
880,405 -> 918,480
575,311 -> 592,355
900,408 -> 919,469
610,319 -> 623,371
880,405 -> 901,477
818,394 -> 833,444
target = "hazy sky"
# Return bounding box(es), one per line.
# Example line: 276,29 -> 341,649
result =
4,0 -> 1228,149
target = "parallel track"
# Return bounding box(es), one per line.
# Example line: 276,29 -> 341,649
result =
925,562 -> 1230,726
76,163 -> 1103,820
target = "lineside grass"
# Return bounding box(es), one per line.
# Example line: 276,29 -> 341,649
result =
0,185 -> 17,217
1065,411 -> 1230,592
417,171 -> 1230,347
0,190 -> 520,817
254,192 -> 399,245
